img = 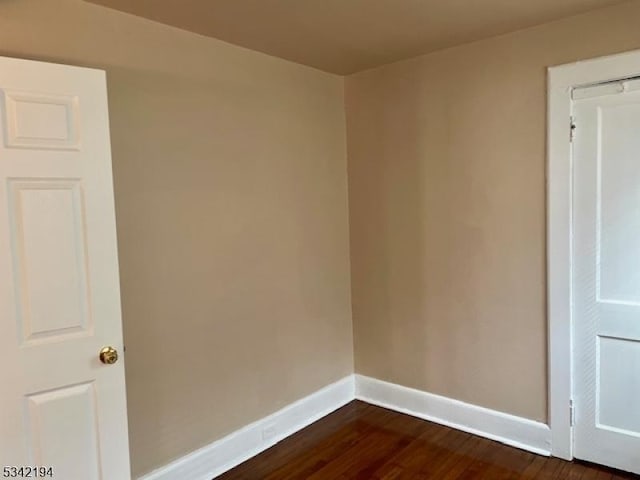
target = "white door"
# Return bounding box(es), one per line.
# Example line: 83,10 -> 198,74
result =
572,78 -> 640,475
0,56 -> 130,479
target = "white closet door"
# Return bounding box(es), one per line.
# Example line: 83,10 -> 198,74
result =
572,79 -> 640,475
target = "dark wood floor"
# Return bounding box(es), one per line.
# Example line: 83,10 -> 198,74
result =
217,400 -> 639,479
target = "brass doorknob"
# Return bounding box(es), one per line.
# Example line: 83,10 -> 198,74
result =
99,346 -> 119,365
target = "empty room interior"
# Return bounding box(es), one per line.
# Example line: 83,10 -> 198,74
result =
2,0 -> 640,478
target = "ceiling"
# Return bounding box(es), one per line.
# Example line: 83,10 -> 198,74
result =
87,0 -> 628,74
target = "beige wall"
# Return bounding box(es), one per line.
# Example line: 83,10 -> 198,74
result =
0,0 -> 353,476
4,0 -> 640,475
346,0 -> 640,422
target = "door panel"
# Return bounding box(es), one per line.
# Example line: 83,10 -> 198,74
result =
573,85 -> 640,474
3,90 -> 80,150
597,336 -> 640,436
26,383 -> 101,479
0,56 -> 130,479
598,103 -> 640,304
9,179 -> 91,342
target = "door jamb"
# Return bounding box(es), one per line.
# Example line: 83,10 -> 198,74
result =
547,48 -> 640,460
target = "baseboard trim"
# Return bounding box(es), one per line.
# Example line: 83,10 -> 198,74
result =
137,376 -> 355,480
355,374 -> 551,456
139,374 -> 552,479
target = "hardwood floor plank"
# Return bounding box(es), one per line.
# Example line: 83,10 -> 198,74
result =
519,456 -> 552,479
370,416 -> 465,476
420,434 -> 487,478
216,401 -> 640,479
265,406 -> 398,480
304,412 -> 430,479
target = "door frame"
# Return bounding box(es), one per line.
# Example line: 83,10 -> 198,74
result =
547,48 -> 640,461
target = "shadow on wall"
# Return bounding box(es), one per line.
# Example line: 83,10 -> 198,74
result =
347,67 -> 492,392
102,65 -> 352,476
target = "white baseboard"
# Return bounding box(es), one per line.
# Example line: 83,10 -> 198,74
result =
355,374 -> 551,456
139,374 -> 552,479
137,376 -> 355,480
